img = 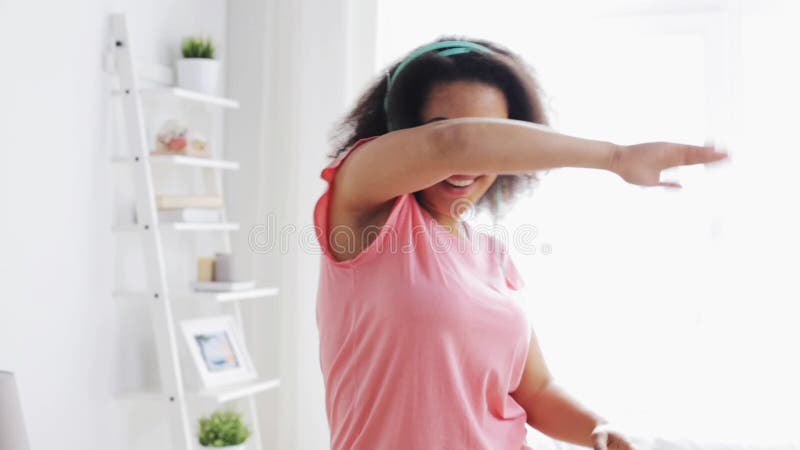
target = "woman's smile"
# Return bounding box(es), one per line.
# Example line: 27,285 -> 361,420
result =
441,175 -> 482,196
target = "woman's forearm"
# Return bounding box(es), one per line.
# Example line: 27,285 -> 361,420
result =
434,117 -> 618,175
524,380 -> 608,448
332,118 -> 619,211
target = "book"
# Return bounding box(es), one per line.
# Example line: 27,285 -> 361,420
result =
196,257 -> 215,282
158,208 -> 222,223
156,195 -> 224,210
191,281 -> 256,292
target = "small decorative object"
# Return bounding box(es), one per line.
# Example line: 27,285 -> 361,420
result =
197,409 -> 251,450
186,130 -> 209,153
154,118 -> 188,152
213,252 -> 235,282
191,253 -> 255,292
176,36 -> 220,95
153,119 -> 211,157
197,257 -> 215,282
181,316 -> 257,387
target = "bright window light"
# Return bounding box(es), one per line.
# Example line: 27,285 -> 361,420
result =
376,0 -> 799,445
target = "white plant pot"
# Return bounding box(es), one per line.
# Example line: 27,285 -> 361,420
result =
199,444 -> 245,450
176,58 -> 220,95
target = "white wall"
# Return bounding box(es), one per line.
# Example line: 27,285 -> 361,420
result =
0,1 -> 226,449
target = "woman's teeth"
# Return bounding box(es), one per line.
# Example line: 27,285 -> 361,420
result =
445,178 -> 475,188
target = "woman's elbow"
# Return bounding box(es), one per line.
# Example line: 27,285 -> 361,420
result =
428,120 -> 471,165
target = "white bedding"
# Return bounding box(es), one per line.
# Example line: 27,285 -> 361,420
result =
527,432 -> 800,450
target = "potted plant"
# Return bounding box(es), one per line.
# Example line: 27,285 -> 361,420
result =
197,409 -> 251,450
176,36 -> 220,95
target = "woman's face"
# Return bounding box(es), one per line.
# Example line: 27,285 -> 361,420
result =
417,80 -> 508,219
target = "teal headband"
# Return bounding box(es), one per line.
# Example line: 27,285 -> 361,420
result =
383,40 -> 495,130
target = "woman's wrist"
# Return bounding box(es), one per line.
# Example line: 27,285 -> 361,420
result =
605,142 -> 623,173
574,139 -> 621,172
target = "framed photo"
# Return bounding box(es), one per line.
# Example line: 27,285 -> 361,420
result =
180,315 -> 257,388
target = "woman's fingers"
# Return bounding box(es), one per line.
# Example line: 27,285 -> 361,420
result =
657,143 -> 727,187
614,142 -> 728,187
674,144 -> 728,167
657,180 -> 682,189
593,424 -> 637,450
592,431 -> 609,450
611,433 -> 634,450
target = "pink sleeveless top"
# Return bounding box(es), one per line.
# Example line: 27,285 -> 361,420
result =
314,136 -> 533,450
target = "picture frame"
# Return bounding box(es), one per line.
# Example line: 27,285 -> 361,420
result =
180,315 -> 257,388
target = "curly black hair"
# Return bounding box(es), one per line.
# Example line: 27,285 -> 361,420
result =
328,36 -> 549,217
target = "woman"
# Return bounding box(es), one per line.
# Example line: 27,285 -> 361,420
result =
314,38 -> 726,450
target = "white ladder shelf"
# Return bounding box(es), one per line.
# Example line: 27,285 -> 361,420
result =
109,14 -> 278,450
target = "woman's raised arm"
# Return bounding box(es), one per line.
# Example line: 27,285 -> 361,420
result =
333,117 -> 727,214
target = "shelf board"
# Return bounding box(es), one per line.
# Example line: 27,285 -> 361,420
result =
150,154 -> 239,170
113,286 -> 279,303
113,155 -> 240,170
117,377 -> 280,404
190,287 -> 280,303
196,378 -> 280,403
112,222 -> 240,232
166,222 -> 239,231
138,87 -> 240,109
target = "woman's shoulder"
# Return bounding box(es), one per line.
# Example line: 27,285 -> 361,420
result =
321,136 -> 381,184
316,135 -> 425,265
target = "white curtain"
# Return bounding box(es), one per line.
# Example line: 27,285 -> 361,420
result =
375,0 -> 800,447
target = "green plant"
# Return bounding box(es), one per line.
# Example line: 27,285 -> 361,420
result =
197,410 -> 251,447
181,36 -> 215,59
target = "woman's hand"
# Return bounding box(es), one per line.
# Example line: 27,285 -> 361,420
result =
591,423 -> 636,450
610,142 -> 728,188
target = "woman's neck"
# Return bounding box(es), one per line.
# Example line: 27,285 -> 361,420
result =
428,209 -> 469,241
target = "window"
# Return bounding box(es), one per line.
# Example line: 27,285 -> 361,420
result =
376,0 -> 799,443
